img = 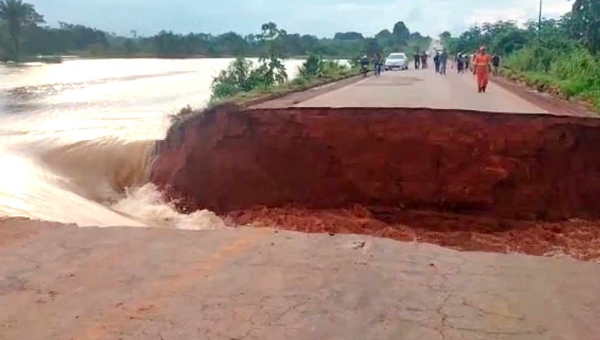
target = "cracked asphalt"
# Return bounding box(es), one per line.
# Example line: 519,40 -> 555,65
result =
1,219 -> 599,340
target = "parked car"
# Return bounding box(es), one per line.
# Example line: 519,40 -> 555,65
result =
384,53 -> 408,71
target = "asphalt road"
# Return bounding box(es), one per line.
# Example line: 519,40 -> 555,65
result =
1,220 -> 599,340
298,67 -> 548,113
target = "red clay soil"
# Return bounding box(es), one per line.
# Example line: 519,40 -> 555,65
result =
151,105 -> 600,261
151,105 -> 600,220
227,207 -> 600,262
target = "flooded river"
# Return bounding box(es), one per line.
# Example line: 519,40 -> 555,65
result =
0,58 -> 304,228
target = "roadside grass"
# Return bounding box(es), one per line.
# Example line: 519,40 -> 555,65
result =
502,46 -> 600,111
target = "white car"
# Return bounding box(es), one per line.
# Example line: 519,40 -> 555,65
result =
384,53 -> 408,71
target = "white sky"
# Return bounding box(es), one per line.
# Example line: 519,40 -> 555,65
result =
27,0 -> 574,38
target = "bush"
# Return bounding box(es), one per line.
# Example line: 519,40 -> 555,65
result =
299,55 -> 323,77
504,41 -> 600,107
291,76 -> 309,87
210,57 -> 271,100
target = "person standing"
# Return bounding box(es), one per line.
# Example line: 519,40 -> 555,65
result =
492,54 -> 501,76
414,51 -> 421,70
439,50 -> 448,75
457,54 -> 465,74
421,52 -> 428,69
473,46 -> 491,93
434,52 -> 440,73
373,53 -> 382,76
463,53 -> 470,73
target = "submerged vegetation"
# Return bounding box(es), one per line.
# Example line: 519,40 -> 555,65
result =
444,1 -> 600,110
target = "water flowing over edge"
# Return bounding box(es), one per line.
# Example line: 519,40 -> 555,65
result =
0,136 -> 227,230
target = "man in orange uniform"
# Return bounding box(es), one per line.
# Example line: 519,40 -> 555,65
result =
473,46 -> 491,93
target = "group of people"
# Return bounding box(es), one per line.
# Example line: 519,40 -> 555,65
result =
363,47 -> 501,94
468,47 -> 501,93
434,47 -> 502,93
413,51 -> 429,70
455,51 -> 501,77
359,53 -> 383,76
433,50 -> 449,75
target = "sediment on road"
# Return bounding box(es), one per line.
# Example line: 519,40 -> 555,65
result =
150,104 -> 600,260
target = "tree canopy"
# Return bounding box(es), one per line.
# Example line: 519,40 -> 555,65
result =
392,21 -> 410,46
0,0 -> 44,61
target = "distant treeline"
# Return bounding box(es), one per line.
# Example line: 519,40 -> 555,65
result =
0,0 -> 431,61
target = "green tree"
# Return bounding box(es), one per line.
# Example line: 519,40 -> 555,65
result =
299,54 -> 323,77
211,57 -> 267,98
258,22 -> 287,86
334,32 -> 364,41
363,38 -> 382,56
392,21 -> 410,46
375,29 -> 393,48
0,0 -> 44,61
571,0 -> 600,52
439,31 -> 451,41
439,31 -> 452,51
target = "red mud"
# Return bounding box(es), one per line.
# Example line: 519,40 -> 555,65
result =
151,105 -> 600,260
227,207 -> 600,262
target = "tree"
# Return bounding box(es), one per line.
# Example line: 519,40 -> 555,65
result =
571,0 -> 600,52
363,38 -> 382,56
258,22 -> 287,85
392,21 -> 410,46
0,0 -> 44,61
375,29 -> 393,48
334,32 -> 364,41
439,31 -> 451,40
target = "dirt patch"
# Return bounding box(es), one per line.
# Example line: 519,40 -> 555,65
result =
227,207 -> 600,262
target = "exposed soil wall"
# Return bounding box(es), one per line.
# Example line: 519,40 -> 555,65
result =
150,105 -> 600,221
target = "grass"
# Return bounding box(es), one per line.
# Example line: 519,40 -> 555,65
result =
503,46 -> 600,111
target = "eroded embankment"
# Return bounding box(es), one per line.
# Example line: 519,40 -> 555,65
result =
150,105 -> 600,259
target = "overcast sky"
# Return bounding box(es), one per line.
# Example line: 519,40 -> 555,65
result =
28,0 -> 573,38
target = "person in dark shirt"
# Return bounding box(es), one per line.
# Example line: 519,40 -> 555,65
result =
492,54 -> 501,76
456,54 -> 465,73
373,53 -> 382,76
414,51 -> 421,69
421,52 -> 428,69
434,52 -> 440,73
439,50 -> 448,75
464,52 -> 470,72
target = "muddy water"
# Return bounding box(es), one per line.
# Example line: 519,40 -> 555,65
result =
0,58 -> 304,228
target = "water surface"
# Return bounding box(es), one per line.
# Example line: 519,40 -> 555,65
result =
0,58 -> 304,228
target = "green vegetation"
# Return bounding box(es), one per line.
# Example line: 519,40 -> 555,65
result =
210,23 -> 289,101
167,23 -> 361,124
443,2 -> 600,110
206,57 -> 355,106
0,0 -> 44,62
0,1 -> 431,62
209,23 -> 358,106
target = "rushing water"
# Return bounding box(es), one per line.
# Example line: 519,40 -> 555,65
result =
0,58 -> 304,228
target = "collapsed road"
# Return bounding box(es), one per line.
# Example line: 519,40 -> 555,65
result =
2,69 -> 600,340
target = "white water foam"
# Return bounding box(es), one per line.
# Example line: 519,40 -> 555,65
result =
112,184 -> 226,230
